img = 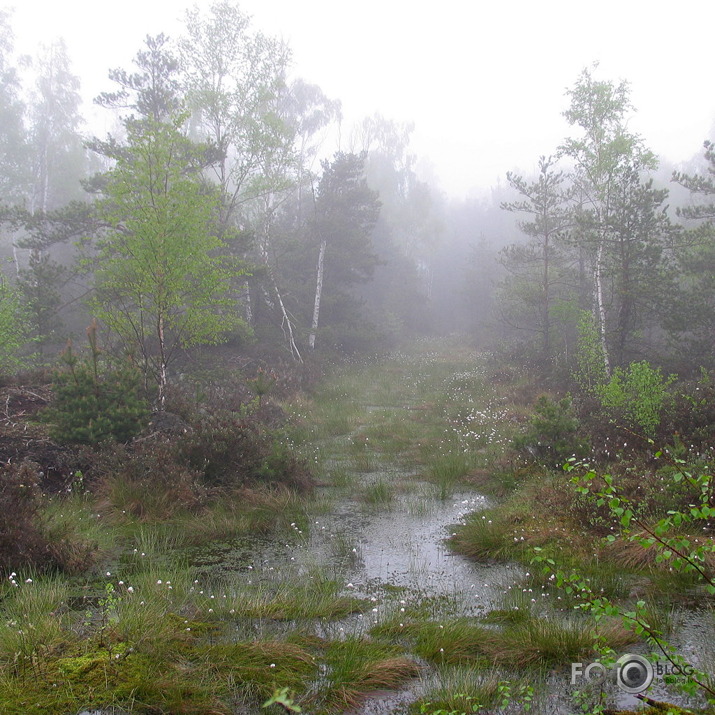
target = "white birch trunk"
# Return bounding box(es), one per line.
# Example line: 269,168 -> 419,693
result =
11,242 -> 20,277
157,314 -> 167,410
259,200 -> 303,363
308,238 -> 326,350
243,279 -> 253,326
594,240 -> 610,376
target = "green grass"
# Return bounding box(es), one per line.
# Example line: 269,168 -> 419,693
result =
0,576 -> 72,678
412,667 -> 531,715
327,465 -> 352,487
41,492 -> 115,563
328,532 -> 363,567
316,636 -> 421,711
202,573 -> 367,621
450,508 -> 518,560
372,610 -> 635,672
7,338 -> 693,713
374,618 -> 492,665
479,615 -> 635,668
428,451 -> 478,499
362,479 -> 395,506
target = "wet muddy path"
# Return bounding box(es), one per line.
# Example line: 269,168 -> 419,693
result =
188,342 -> 532,713
191,342 -> 711,714
64,340 -> 715,715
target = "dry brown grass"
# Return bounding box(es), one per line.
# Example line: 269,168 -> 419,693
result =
602,531 -> 715,573
602,533 -> 660,569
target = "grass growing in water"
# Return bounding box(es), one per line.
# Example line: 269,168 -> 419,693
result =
317,636 -> 421,711
412,667 -> 531,715
7,338 -> 690,713
428,451 -> 479,500
362,478 -> 395,506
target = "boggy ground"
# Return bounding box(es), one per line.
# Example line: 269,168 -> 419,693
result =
1,338 -> 712,714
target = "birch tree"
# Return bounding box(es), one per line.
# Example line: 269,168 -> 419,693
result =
20,40 -> 87,349
92,117 -> 242,406
559,65 -> 656,374
179,1 -> 290,222
27,40 -> 86,213
0,9 -> 29,206
0,10 -> 30,279
179,2 -> 301,354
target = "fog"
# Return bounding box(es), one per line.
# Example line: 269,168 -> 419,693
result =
10,0 -> 715,197
4,8 -> 715,711
2,0 -> 715,374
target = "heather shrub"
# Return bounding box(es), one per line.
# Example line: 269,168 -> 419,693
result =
0,462 -> 46,573
0,462 -> 94,574
178,412 -> 313,492
665,368 -> 715,452
92,441 -> 208,520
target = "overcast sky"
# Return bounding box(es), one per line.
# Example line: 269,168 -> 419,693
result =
9,0 -> 715,198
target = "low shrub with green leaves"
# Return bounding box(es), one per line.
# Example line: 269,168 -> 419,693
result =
596,360 -> 675,437
0,280 -> 31,377
534,460 -> 715,707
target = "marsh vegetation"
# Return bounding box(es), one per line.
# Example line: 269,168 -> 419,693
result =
3,338 -> 714,714
2,8 -> 715,711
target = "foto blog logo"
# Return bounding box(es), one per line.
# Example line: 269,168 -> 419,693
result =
571,654 -> 691,693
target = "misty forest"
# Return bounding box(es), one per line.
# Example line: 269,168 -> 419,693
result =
2,3 -> 715,715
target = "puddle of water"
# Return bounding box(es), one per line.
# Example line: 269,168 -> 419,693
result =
192,480 -> 522,617
303,488 -> 517,608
